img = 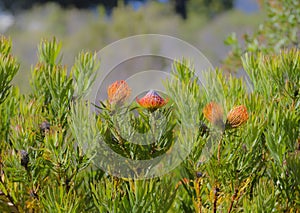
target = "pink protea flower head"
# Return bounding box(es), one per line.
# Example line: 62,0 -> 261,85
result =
136,90 -> 168,112
107,80 -> 131,105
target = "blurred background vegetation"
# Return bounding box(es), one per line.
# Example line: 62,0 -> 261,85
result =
0,0 -> 264,93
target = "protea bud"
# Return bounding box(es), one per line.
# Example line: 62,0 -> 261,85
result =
196,171 -> 203,178
225,105 -> 249,129
40,120 -> 50,135
107,80 -> 131,105
20,150 -> 29,169
199,122 -> 209,136
202,102 -> 224,128
136,90 -> 168,112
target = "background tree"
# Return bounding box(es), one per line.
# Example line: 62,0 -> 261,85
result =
1,0 -> 234,19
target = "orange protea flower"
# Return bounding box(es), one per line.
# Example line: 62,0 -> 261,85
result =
225,105 -> 249,128
107,80 -> 131,105
202,102 -> 224,127
136,90 -> 168,112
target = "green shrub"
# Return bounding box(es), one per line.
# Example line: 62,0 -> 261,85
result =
0,33 -> 299,212
223,0 -> 300,73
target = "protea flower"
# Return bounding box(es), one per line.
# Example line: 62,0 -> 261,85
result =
107,80 -> 131,105
202,102 -> 224,127
225,105 -> 248,128
136,90 -> 168,112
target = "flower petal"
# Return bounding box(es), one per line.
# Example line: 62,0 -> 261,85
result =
136,90 -> 168,111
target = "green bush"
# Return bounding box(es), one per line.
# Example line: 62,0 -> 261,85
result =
223,0 -> 300,73
0,32 -> 299,212
0,3 -> 299,212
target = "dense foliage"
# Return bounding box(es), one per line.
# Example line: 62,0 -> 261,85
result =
0,34 -> 299,211
223,0 -> 300,73
0,0 -> 299,212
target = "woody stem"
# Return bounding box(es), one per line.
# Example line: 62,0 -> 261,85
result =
213,186 -> 219,213
149,112 -> 157,154
228,188 -> 238,213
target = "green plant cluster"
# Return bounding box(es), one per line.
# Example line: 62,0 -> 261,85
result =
0,33 -> 299,212
223,0 -> 300,72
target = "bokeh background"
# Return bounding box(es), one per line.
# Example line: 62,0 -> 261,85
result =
0,0 -> 263,93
